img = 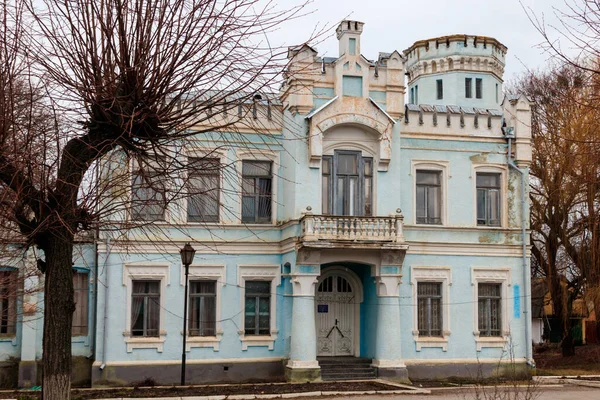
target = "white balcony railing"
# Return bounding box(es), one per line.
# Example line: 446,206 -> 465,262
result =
301,207 -> 405,243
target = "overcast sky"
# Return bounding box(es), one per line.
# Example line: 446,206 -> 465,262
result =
273,0 -> 568,82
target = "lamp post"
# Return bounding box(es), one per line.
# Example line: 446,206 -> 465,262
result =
180,242 -> 196,386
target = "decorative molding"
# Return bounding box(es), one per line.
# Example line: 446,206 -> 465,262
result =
181,264 -> 226,351
471,267 -> 511,351
122,264 -> 170,352
237,264 -> 281,350
290,273 -> 319,297
410,266 -> 452,351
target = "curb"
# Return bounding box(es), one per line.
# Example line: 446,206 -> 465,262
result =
534,376 -> 600,388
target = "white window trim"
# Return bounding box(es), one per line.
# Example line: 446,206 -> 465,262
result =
237,264 -> 281,350
471,163 -> 508,228
410,160 -> 450,226
410,266 -> 452,351
122,263 -> 170,353
181,264 -> 226,351
180,147 -> 229,225
236,150 -> 279,225
471,267 -> 511,351
128,157 -> 175,224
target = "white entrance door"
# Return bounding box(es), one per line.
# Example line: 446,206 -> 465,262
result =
316,274 -> 355,356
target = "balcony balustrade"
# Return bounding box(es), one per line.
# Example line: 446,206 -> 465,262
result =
300,207 -> 405,244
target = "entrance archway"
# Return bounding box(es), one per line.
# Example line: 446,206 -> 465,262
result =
315,267 -> 363,357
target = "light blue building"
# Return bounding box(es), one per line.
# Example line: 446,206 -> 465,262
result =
0,20 -> 534,387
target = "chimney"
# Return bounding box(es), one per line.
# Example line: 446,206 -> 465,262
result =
336,20 -> 364,57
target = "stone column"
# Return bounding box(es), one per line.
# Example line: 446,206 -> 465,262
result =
285,268 -> 320,382
372,259 -> 409,382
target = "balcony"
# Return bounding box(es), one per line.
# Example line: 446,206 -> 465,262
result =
299,207 -> 406,248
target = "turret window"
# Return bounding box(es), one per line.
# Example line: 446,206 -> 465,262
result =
476,78 -> 483,99
465,78 -> 472,99
436,80 -> 443,100
349,38 -> 356,55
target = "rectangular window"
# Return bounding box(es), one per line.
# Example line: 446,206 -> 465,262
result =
244,281 -> 270,335
349,38 -> 356,55
0,271 -> 17,336
131,281 -> 160,337
478,283 -> 502,337
189,281 -> 216,336
241,161 -> 272,223
72,271 -> 88,336
476,173 -> 501,226
495,83 -> 499,103
131,161 -> 167,221
417,282 -> 442,337
476,78 -> 483,99
364,158 -> 373,216
187,158 -> 220,222
415,85 -> 419,104
465,78 -> 472,98
410,88 -> 415,104
416,170 -> 441,224
436,79 -> 443,100
322,156 -> 332,214
342,76 -> 363,97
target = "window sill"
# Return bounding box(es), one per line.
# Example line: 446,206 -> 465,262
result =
238,331 -> 278,350
413,333 -> 450,351
474,334 -> 508,351
0,334 -> 17,346
123,331 -> 166,353
182,331 -> 223,352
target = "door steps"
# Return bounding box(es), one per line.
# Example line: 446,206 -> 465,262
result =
318,357 -> 377,381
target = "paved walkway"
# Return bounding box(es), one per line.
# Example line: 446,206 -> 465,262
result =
305,385 -> 600,400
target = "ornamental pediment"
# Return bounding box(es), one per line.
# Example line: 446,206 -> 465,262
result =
306,96 -> 395,171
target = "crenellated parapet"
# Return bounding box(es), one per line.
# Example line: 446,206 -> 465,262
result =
403,104 -> 504,137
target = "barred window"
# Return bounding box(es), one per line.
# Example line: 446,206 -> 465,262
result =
0,270 -> 17,336
72,271 -> 88,336
417,282 -> 442,337
416,170 -> 442,225
131,281 -> 160,337
188,158 -> 220,222
241,161 -> 272,223
476,173 -> 501,226
189,281 -> 216,336
478,283 -> 502,337
244,281 -> 270,335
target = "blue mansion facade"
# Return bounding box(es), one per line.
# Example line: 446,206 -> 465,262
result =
0,20 -> 534,387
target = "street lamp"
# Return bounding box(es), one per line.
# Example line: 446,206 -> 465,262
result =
180,242 -> 196,386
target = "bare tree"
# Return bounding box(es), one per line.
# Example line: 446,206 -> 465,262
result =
0,0 -> 321,398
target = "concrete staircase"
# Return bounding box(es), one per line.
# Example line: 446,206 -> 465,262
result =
318,357 -> 377,381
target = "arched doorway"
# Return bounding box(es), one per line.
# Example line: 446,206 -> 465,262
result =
315,267 -> 363,356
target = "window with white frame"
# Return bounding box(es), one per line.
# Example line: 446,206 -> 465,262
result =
131,159 -> 167,221
411,266 -> 451,351
471,267 -> 510,350
244,281 -> 271,335
322,151 -> 373,216
237,264 -> 280,350
478,283 -> 502,337
476,172 -> 501,226
189,281 -> 216,336
123,264 -> 169,352
72,270 -> 88,336
131,280 -> 160,337
0,270 -> 17,336
187,158 -> 220,222
417,282 -> 442,336
241,161 -> 272,223
416,170 -> 441,225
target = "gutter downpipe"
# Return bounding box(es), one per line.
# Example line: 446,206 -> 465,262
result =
507,136 -> 535,368
99,237 -> 112,371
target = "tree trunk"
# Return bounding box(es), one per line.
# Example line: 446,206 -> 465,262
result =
561,331 -> 576,356
42,233 -> 75,400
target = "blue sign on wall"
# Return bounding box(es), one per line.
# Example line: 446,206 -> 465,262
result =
318,305 -> 328,313
514,285 -> 521,318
